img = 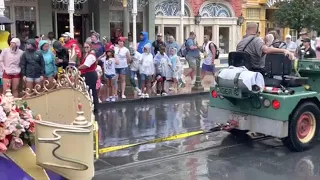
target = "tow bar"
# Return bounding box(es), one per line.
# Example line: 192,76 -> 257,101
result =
98,122 -> 232,154
209,122 -> 233,132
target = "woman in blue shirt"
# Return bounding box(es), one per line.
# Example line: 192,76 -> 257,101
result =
38,40 -> 56,88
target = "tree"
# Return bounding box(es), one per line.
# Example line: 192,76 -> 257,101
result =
274,0 -> 320,33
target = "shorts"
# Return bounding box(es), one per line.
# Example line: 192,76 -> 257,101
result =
3,72 -> 20,79
26,77 -> 41,83
140,74 -> 151,81
115,68 -> 128,75
185,55 -> 197,68
104,74 -> 115,79
104,74 -> 116,86
156,74 -> 166,82
201,64 -> 215,73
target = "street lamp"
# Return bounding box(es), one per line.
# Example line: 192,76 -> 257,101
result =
194,13 -> 201,25
237,14 -> 244,26
192,12 -> 204,91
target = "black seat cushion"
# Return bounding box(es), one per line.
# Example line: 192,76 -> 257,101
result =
228,52 -> 252,70
264,77 -> 282,87
264,54 -> 292,76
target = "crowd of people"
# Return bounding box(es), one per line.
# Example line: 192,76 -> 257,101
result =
258,28 -> 319,59
3,24 -> 315,110
0,29 -> 220,112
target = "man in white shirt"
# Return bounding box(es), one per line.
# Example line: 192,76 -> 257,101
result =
280,34 -> 297,53
201,35 -> 216,80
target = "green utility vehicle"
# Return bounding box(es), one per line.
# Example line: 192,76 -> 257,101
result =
209,52 -> 320,152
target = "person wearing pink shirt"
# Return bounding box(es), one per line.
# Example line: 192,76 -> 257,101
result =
0,38 -> 23,97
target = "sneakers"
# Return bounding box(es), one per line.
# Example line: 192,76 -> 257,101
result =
111,97 -> 116,102
106,97 -> 110,102
161,91 -> 167,96
141,94 -> 150,98
135,87 -> 142,96
121,94 -> 126,99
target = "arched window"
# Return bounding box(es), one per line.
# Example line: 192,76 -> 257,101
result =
155,0 -> 190,16
199,3 -> 232,17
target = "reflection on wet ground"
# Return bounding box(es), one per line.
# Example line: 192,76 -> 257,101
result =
95,95 -> 223,169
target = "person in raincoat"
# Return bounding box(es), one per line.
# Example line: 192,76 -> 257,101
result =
137,32 -> 151,54
153,45 -> 170,96
139,44 -> 154,98
168,47 -> 180,91
38,40 -> 56,88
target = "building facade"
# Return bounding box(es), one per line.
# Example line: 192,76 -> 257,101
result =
155,0 -> 242,53
3,0 -> 242,53
241,0 -> 292,40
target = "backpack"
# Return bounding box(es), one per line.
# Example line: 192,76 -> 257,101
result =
210,42 -> 220,59
178,40 -> 188,57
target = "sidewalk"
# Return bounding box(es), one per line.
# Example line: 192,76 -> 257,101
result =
98,74 -> 215,106
97,57 -> 229,106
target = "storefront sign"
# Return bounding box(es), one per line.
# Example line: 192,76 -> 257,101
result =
266,0 -> 289,7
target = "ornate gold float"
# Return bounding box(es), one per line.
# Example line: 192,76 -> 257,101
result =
6,66 -> 99,180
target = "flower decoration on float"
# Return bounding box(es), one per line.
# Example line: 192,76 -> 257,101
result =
0,83 -> 40,153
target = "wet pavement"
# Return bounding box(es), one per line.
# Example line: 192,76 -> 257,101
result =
94,94 -> 320,180
95,140 -> 320,180
95,94 -> 215,169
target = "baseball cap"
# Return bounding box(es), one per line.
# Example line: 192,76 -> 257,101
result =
61,32 -> 72,37
285,34 -> 291,39
118,36 -> 126,42
157,33 -> 162,37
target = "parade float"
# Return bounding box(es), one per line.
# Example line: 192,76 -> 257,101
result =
0,66 -> 98,180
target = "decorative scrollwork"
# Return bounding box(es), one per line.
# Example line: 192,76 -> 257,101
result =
22,66 -> 90,101
155,0 -> 190,17
199,3 -> 232,17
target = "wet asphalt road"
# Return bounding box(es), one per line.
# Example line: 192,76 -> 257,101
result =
94,94 -> 320,180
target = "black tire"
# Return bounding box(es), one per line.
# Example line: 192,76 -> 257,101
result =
229,129 -> 249,138
282,102 -> 320,152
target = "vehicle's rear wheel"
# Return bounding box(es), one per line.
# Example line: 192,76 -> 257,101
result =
282,102 -> 320,152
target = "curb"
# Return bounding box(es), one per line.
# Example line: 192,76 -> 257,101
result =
97,91 -> 209,107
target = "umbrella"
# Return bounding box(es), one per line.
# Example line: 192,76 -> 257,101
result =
0,16 -> 13,25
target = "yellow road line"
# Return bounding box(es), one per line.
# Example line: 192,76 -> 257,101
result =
98,130 -> 205,154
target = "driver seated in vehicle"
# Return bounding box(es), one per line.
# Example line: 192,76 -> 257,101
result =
236,22 -> 295,73
300,38 -> 316,59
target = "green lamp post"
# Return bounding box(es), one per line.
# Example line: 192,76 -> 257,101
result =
192,13 -> 204,91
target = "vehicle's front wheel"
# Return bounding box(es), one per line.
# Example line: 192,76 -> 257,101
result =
282,102 -> 320,152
